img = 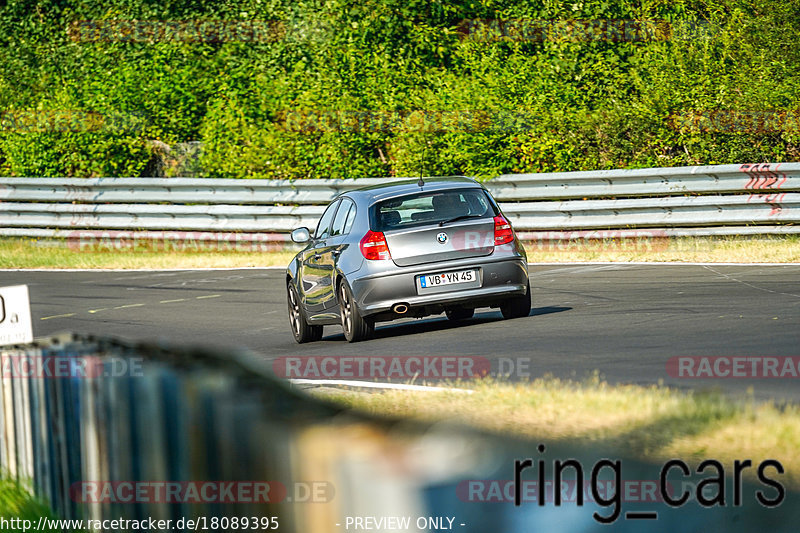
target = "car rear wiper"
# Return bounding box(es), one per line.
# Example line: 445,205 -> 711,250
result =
439,214 -> 484,227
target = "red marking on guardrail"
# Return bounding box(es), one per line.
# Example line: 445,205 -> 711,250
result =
741,163 -> 788,197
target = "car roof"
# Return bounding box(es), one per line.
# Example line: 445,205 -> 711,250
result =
343,176 -> 485,204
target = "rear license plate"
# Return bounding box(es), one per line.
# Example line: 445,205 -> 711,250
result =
417,269 -> 477,290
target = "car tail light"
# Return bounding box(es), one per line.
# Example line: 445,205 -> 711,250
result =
360,230 -> 391,260
493,215 -> 515,246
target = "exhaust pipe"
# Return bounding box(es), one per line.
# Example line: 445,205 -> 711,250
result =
392,303 -> 409,315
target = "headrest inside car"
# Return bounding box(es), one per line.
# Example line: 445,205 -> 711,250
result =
381,210 -> 401,226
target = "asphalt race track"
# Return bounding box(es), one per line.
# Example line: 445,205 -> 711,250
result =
2,264 -> 798,400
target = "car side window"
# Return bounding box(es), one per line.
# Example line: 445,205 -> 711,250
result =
315,200 -> 340,239
330,198 -> 355,236
342,202 -> 357,234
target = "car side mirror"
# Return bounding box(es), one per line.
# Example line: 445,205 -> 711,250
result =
291,227 -> 311,243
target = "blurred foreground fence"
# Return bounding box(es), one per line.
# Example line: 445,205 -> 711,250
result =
0,163 -> 798,248
1,334 -> 798,531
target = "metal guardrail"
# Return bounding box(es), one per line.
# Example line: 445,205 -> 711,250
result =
2,334 -> 799,532
0,163 -> 797,240
0,177 -> 395,205
506,194 -> 800,230
0,202 -> 325,232
490,163 -> 800,200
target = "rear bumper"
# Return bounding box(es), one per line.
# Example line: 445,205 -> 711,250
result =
350,254 -> 529,317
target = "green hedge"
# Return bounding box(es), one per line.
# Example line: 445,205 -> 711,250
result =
0,0 -> 798,179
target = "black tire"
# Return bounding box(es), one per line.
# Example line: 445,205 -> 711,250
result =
339,280 -> 374,342
500,280 -> 531,319
287,283 -> 323,343
446,307 -> 474,321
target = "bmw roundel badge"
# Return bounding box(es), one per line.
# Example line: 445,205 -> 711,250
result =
437,232 -> 448,244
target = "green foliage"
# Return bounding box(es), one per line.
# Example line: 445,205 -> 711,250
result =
0,480 -> 56,529
0,0 -> 798,178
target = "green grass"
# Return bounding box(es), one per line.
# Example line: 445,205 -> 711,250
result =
523,235 -> 800,263
0,238 -> 295,269
1,236 -> 798,269
319,376 -> 800,489
0,480 -> 55,527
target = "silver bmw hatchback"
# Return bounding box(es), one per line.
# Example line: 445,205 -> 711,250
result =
286,177 -> 530,343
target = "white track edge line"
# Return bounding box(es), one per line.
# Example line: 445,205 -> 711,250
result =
289,379 -> 474,393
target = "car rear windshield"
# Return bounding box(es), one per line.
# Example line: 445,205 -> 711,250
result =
371,188 -> 498,231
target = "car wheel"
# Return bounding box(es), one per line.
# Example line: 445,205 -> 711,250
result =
446,308 -> 474,321
500,280 -> 531,319
339,280 -> 374,342
287,283 -> 323,343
